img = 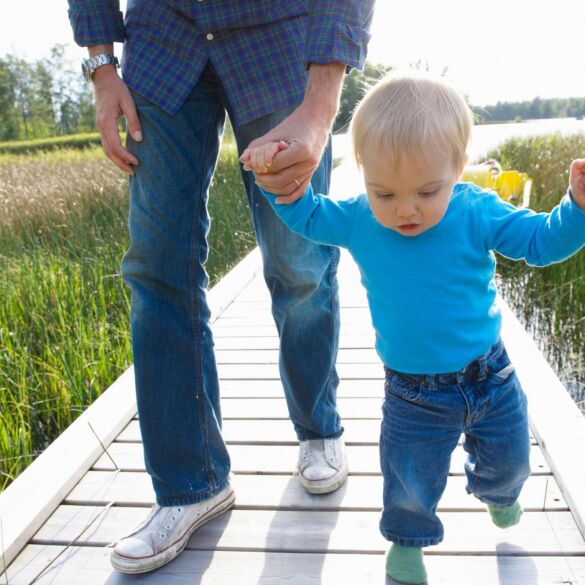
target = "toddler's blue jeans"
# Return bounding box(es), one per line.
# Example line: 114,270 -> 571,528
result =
380,339 -> 530,546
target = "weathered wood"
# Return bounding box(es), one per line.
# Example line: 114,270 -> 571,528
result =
217,363 -> 384,379
501,301 -> 585,540
219,378 -> 384,397
0,368 -> 137,573
31,506 -> 584,555
214,334 -> 376,350
93,442 -> 551,476
7,545 -> 585,585
215,348 -> 380,364
220,397 -> 384,419
118,418 -> 537,446
64,471 -> 564,511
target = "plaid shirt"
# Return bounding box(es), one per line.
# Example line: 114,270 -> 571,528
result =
68,1 -> 374,126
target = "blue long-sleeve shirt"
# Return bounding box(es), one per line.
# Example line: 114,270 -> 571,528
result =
67,0 -> 374,124
262,182 -> 585,373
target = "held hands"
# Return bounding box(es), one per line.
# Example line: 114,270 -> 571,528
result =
570,159 -> 585,210
239,104 -> 330,204
93,65 -> 142,174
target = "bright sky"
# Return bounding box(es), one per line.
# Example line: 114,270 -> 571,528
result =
1,0 -> 583,106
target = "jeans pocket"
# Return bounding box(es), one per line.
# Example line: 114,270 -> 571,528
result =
490,362 -> 516,385
385,372 -> 422,403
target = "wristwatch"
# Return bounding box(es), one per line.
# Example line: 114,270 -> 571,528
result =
81,54 -> 119,81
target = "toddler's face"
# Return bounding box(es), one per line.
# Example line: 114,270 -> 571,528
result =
362,146 -> 464,237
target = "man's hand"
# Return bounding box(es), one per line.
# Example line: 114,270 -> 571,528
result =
91,55 -> 142,175
240,63 -> 345,204
569,158 -> 585,211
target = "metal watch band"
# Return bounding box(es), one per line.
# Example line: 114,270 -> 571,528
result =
82,54 -> 119,81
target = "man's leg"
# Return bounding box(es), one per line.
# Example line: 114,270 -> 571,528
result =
232,106 -> 346,493
114,66 -> 234,573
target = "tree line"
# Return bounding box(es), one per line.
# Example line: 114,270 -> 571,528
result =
1,47 -> 583,143
0,45 -> 95,142
473,97 -> 585,123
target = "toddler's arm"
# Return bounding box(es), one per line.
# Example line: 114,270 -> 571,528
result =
483,159 -> 585,266
259,184 -> 359,249
240,140 -> 289,174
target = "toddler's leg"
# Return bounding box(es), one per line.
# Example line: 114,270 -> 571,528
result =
464,362 -> 530,528
385,544 -> 427,585
381,371 -> 465,584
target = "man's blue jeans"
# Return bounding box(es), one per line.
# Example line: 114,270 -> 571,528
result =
379,339 -> 531,546
121,64 -> 342,506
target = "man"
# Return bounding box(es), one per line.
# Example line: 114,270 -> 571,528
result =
68,0 -> 374,574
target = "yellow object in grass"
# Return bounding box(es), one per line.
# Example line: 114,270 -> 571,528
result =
461,160 -> 531,207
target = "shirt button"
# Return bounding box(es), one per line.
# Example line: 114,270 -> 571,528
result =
206,33 -> 214,41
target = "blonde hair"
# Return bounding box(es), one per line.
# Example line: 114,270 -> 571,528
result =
350,71 -> 473,169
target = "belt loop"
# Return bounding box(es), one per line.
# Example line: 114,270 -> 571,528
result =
477,354 -> 487,381
426,375 -> 437,391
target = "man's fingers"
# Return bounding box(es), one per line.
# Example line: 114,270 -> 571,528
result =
100,122 -> 139,174
122,96 -> 143,143
275,175 -> 311,204
269,140 -> 315,173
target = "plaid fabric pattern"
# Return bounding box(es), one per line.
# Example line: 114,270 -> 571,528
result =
68,0 -> 374,125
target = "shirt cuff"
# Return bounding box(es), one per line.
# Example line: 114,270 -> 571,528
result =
68,2 -> 125,47
305,21 -> 371,72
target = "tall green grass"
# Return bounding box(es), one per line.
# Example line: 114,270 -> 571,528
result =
491,133 -> 585,411
0,143 -> 255,491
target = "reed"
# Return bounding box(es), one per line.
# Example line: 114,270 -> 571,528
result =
0,142 -> 255,490
491,133 -> 585,411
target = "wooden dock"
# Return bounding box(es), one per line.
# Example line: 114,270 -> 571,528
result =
2,166 -> 585,584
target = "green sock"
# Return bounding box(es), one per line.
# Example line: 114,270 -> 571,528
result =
385,544 -> 427,584
488,501 -> 523,528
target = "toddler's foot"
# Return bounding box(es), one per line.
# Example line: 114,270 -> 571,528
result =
488,501 -> 523,528
385,544 -> 428,585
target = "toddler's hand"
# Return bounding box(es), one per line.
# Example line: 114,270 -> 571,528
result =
240,140 -> 289,174
569,159 -> 585,211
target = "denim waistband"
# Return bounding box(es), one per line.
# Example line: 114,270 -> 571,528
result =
384,338 -> 505,389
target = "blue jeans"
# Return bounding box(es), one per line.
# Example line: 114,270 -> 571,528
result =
121,63 -> 341,506
379,339 -> 530,547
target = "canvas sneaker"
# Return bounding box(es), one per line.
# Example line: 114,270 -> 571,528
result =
110,484 -> 235,574
297,437 -> 348,494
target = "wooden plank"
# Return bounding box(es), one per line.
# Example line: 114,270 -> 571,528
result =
0,367 -> 137,573
211,324 -> 374,338
501,301 -> 585,540
214,334 -> 376,350
118,419 -> 537,446
31,506 -> 585,555
207,248 -> 262,324
215,348 -> 380,364
6,545 -> 585,585
217,363 -> 383,379
214,307 -> 372,327
219,397 -> 384,419
94,441 -> 551,476
219,378 -> 384,398
64,471 -> 564,511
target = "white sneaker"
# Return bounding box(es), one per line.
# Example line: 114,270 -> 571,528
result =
297,437 -> 348,494
110,484 -> 235,573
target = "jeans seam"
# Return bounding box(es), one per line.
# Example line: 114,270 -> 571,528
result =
189,99 -> 223,490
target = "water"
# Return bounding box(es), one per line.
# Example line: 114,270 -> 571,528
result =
469,117 -> 585,162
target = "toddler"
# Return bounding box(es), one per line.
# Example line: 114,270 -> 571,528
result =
240,72 -> 585,585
